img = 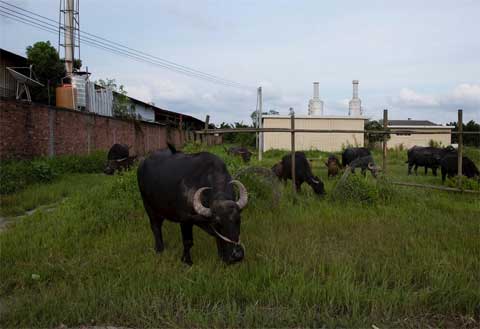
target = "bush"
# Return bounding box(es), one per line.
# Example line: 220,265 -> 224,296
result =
0,151 -> 107,195
31,161 -> 56,183
330,172 -> 397,205
331,174 -> 379,204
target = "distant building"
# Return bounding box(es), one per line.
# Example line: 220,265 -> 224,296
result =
262,115 -> 366,152
0,47 -> 205,130
385,119 -> 452,148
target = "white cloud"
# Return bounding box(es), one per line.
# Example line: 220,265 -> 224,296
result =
394,88 -> 439,107
390,84 -> 480,109
449,83 -> 480,106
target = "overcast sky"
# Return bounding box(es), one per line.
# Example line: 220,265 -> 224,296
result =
1,0 -> 479,125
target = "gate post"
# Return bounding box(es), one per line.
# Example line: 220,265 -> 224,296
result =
290,110 -> 296,197
382,109 -> 388,173
457,109 -> 463,189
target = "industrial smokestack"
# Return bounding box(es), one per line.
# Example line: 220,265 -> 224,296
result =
308,82 -> 324,115
352,80 -> 359,99
348,80 -> 362,116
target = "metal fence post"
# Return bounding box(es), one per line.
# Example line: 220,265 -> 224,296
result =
290,110 -> 296,197
203,115 -> 210,145
457,109 -> 463,189
383,109 -> 388,173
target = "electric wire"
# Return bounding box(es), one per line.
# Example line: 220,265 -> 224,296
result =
0,1 -> 252,89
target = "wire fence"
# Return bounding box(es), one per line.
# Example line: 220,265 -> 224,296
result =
196,109 -> 480,195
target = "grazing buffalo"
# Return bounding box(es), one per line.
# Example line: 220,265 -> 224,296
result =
440,154 -> 480,183
137,144 -> 248,265
273,152 -> 325,194
104,143 -> 135,175
325,154 -> 341,178
406,146 -> 456,176
342,147 -> 371,167
349,155 -> 380,177
226,146 -> 253,163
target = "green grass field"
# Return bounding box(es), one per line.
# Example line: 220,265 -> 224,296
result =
1,146 -> 479,328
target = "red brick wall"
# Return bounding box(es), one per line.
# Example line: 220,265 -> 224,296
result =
0,99 -> 194,160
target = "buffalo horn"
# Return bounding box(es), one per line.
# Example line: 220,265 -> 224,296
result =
230,180 -> 248,209
193,187 -> 212,217
368,162 -> 375,170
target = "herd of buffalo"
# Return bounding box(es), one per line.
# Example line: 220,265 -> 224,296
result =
103,143 -> 479,265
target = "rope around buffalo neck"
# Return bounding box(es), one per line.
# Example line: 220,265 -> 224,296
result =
210,225 -> 242,247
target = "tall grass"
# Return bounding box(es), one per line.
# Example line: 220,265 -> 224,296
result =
0,147 -> 479,328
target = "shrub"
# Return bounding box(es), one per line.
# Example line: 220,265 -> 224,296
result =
428,139 -> 443,148
330,172 -> 397,205
331,174 -> 379,204
30,160 -> 56,183
0,151 -> 107,195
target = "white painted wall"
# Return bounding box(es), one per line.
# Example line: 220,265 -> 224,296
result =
388,127 -> 452,148
262,116 -> 365,152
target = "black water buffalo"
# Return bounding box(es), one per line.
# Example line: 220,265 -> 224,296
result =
325,154 -> 341,178
440,154 -> 480,183
137,144 -> 248,265
342,147 -> 371,167
104,143 -> 135,175
406,146 -> 456,176
350,155 -> 380,177
273,152 -> 325,194
226,146 -> 253,163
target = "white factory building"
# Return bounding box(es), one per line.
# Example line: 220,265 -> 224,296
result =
262,80 -> 366,152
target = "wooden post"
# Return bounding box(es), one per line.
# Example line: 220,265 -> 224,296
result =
383,109 -> 388,173
457,109 -> 463,189
204,115 -> 210,145
290,110 -> 296,197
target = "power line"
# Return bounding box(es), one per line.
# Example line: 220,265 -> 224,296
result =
0,11 -> 249,89
0,5 -> 248,88
0,1 -> 252,89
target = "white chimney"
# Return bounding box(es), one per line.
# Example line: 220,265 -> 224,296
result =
308,82 -> 324,115
348,80 -> 362,116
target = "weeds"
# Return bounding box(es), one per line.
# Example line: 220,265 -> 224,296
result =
0,146 -> 479,328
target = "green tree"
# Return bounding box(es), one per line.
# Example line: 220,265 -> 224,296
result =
365,120 -> 390,148
96,78 -> 135,119
447,120 -> 480,147
26,41 -> 65,104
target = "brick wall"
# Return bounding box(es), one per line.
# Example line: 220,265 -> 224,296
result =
0,99 -> 200,160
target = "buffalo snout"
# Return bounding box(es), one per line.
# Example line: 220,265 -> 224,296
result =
226,244 -> 245,264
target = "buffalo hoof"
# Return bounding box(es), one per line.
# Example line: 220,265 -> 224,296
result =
181,255 -> 193,266
155,245 -> 164,253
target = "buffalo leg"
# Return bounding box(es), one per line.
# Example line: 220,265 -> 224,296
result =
432,167 -> 438,176
144,203 -> 165,253
180,223 -> 194,265
295,181 -> 302,192
149,218 -> 164,253
424,166 -> 428,175
414,165 -> 418,175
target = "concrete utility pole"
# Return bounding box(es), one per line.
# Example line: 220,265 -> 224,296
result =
258,86 -> 263,161
64,0 -> 75,77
